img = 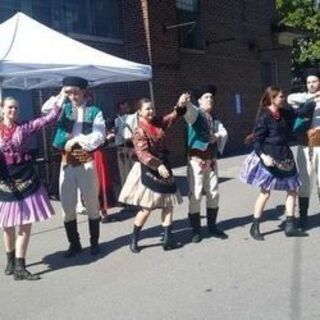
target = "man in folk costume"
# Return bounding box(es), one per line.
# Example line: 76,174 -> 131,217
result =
184,86 -> 228,242
287,69 -> 320,229
45,76 -> 106,256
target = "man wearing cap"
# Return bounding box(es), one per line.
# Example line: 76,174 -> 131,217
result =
43,76 -> 105,256
287,69 -> 320,229
183,86 -> 228,242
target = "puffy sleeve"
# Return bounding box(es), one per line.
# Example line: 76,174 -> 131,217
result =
132,127 -> 162,170
20,104 -> 61,136
184,103 -> 199,125
214,120 -> 228,154
253,112 -> 268,156
71,111 -> 106,152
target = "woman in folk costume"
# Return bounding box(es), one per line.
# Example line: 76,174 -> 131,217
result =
119,95 -> 188,253
43,76 -> 106,257
240,86 -> 315,240
0,93 -> 66,280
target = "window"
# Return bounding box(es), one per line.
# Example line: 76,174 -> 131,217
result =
3,0 -> 125,40
176,0 -> 199,12
176,0 -> 203,50
0,0 -> 22,22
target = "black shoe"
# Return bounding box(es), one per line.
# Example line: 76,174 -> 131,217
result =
250,218 -> 264,241
285,217 -> 309,237
191,233 -> 202,243
63,243 -> 82,258
89,218 -> 100,255
207,208 -> 228,239
208,226 -> 229,239
188,213 -> 202,243
14,258 -> 40,281
4,250 -> 15,276
129,225 -> 142,254
162,225 -> 182,251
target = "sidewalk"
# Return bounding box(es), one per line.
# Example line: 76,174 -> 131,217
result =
1,152 -> 320,320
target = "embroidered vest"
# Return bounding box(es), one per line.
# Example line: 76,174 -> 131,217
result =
53,103 -> 101,150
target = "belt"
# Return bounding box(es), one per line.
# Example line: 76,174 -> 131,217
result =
62,148 -> 93,167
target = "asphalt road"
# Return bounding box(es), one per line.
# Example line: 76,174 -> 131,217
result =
1,151 -> 320,320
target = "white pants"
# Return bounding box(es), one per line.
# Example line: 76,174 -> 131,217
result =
187,158 -> 219,214
59,161 -> 100,222
117,147 -> 134,186
296,145 -> 320,197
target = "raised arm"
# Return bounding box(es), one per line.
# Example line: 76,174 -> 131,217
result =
20,94 -> 66,136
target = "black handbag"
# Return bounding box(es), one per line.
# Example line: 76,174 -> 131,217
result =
140,163 -> 177,194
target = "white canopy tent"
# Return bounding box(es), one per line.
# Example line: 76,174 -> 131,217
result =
0,12 -> 153,187
0,12 -> 152,97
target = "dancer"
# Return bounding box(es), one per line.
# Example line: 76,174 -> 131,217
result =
0,93 -> 65,280
184,86 -> 228,243
48,76 -> 106,257
240,86 -> 316,240
287,69 -> 320,229
119,95 -> 187,253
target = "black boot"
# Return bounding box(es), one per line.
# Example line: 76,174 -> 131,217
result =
63,220 -> 82,258
89,218 -> 100,255
285,216 -> 309,237
250,218 -> 264,241
207,208 -> 228,239
298,197 -> 309,230
129,225 -> 142,254
4,250 -> 15,276
163,225 -> 182,251
14,258 -> 40,281
188,213 -> 202,243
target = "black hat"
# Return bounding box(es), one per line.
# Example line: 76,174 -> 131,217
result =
193,85 -> 216,100
303,68 -> 320,81
62,76 -> 88,89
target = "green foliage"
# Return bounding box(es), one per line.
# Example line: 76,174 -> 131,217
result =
276,0 -> 320,73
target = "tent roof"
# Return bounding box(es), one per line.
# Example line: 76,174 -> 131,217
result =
0,12 -> 152,89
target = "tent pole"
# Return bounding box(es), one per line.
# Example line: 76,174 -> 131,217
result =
0,78 -> 3,104
38,89 -> 50,188
148,81 -> 155,105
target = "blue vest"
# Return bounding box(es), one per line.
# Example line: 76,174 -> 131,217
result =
53,102 -> 101,150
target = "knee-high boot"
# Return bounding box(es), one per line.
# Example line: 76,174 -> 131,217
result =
188,213 -> 202,243
129,225 -> 142,254
4,250 -> 15,276
163,225 -> 182,251
298,197 -> 309,230
63,220 -> 82,258
285,216 -> 308,237
89,218 -> 100,255
207,208 -> 228,239
249,217 -> 264,241
14,258 -> 40,281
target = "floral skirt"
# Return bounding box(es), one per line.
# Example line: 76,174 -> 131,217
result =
239,151 -> 301,191
119,162 -> 182,209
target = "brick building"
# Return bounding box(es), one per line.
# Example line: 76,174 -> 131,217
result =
1,0 -> 293,191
